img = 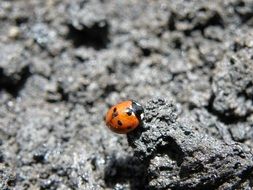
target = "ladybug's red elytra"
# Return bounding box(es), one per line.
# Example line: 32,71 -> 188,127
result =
105,100 -> 144,134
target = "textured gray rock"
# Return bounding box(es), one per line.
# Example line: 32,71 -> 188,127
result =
212,49 -> 253,119
128,98 -> 253,189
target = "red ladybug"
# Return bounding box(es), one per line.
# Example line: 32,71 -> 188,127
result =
105,100 -> 144,134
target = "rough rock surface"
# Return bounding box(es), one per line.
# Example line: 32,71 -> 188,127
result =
0,0 -> 253,189
128,99 -> 253,189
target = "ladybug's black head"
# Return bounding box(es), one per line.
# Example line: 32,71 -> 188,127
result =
132,100 -> 144,120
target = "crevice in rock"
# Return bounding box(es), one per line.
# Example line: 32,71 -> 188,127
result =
0,65 -> 31,97
157,137 -> 185,167
56,85 -> 69,102
168,12 -> 176,31
205,93 -> 251,125
66,21 -> 110,50
184,10 -> 224,36
104,154 -> 147,190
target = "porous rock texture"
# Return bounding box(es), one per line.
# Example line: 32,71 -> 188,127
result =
0,0 -> 253,189
128,98 -> 253,189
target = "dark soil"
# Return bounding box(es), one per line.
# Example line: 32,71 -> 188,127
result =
0,0 -> 253,189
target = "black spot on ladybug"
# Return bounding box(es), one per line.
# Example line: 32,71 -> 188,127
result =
118,120 -> 122,126
112,111 -> 118,118
126,109 -> 132,116
113,107 -> 117,112
127,126 -> 132,130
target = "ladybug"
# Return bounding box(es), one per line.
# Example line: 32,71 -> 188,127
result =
105,100 -> 144,134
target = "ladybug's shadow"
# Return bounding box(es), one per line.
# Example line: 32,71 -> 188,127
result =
104,153 -> 148,190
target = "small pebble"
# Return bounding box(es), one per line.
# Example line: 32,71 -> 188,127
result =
8,26 -> 20,39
